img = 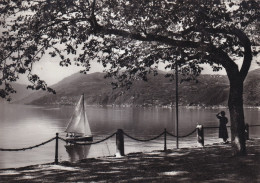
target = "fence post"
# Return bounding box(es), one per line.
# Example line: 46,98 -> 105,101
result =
164,128 -> 167,151
245,123 -> 249,140
116,129 -> 124,157
55,133 -> 59,164
196,124 -> 204,147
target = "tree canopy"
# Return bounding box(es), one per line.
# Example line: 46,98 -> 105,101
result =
0,0 -> 259,100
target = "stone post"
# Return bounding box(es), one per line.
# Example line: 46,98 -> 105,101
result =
116,129 -> 124,157
55,133 -> 59,164
164,128 -> 167,151
196,124 -> 204,147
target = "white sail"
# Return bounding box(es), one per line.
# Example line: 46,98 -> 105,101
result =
65,95 -> 92,136
83,105 -> 92,136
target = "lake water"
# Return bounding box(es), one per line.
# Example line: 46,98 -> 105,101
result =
0,103 -> 259,169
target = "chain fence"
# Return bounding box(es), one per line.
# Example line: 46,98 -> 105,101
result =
166,128 -> 197,138
0,124 -> 259,165
248,124 -> 260,127
123,131 -> 165,142
0,137 -> 55,151
1,124 -> 259,151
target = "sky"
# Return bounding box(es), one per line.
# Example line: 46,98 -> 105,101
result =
17,53 -> 260,86
18,53 -> 105,86
10,0 -> 260,86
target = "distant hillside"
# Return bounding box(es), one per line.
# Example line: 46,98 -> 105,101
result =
0,83 -> 35,103
17,72 -> 113,105
18,69 -> 260,107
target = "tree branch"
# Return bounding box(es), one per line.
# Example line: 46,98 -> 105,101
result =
231,28 -> 252,81
98,26 -> 204,48
181,26 -> 253,81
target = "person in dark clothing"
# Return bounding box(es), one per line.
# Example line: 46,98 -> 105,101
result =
216,111 -> 229,144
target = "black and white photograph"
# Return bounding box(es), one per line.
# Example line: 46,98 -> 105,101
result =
0,0 -> 259,182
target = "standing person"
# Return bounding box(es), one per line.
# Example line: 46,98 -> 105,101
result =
216,111 -> 229,144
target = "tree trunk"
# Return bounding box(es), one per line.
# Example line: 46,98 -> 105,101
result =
222,28 -> 252,156
228,77 -> 246,156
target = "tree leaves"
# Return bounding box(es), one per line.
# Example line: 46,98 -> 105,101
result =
0,0 -> 259,100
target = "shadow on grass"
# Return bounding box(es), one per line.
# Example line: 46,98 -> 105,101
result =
0,139 -> 260,183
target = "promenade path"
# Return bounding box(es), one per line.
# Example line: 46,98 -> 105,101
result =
1,138 -> 260,182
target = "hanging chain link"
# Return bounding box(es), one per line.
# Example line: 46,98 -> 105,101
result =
166,128 -> 197,138
0,137 -> 56,151
123,131 -> 165,142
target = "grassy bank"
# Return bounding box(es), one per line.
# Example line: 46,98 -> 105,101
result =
1,139 -> 260,182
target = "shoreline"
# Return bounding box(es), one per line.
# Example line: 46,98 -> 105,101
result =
1,138 -> 260,182
16,102 -> 260,110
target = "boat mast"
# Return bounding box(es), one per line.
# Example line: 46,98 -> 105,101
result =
82,93 -> 87,136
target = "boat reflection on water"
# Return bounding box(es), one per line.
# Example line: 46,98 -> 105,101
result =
65,144 -> 91,162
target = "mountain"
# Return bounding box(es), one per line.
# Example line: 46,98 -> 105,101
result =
0,83 -> 35,103
17,72 -> 114,105
18,69 -> 259,107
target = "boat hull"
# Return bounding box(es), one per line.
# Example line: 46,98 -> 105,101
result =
66,136 -> 93,142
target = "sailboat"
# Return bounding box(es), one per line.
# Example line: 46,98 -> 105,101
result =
65,94 -> 93,142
